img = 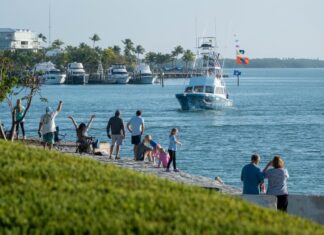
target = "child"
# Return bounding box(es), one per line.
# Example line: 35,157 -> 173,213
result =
155,148 -> 170,168
145,135 -> 162,162
166,128 -> 182,172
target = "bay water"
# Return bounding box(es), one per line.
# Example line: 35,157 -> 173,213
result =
1,68 -> 323,194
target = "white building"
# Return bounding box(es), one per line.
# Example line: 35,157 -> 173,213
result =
0,28 -> 41,51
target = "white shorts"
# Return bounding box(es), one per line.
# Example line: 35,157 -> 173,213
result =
111,134 -> 123,146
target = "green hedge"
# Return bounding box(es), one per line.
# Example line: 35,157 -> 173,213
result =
0,141 -> 323,234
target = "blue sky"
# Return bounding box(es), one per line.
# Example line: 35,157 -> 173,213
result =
1,0 -> 323,59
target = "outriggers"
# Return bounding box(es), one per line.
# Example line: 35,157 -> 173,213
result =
175,37 -> 233,110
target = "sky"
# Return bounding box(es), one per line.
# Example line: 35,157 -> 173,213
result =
1,0 -> 324,59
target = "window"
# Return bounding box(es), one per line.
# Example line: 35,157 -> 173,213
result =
193,86 -> 204,92
205,86 -> 214,94
21,41 -> 28,45
185,86 -> 193,93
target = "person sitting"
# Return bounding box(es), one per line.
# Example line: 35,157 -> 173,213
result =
68,115 -> 99,154
135,138 -> 153,161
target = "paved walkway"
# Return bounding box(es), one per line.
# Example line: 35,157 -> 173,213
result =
26,139 -> 241,195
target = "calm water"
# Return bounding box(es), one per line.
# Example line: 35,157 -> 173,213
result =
1,68 -> 323,195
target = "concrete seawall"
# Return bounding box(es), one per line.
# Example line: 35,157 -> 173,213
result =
241,194 -> 324,225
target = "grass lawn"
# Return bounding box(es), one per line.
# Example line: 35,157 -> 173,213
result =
0,141 -> 323,234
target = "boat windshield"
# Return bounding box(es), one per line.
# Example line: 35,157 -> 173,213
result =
185,86 -> 193,93
72,71 -> 84,75
48,70 -> 61,74
205,86 -> 214,94
113,71 -> 127,75
193,86 -> 204,93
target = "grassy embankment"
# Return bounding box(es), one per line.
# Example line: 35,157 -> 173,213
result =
0,141 -> 323,234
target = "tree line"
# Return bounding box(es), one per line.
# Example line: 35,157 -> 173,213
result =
0,33 -> 196,74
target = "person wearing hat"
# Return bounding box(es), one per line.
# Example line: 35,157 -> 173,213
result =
106,110 -> 125,159
38,100 -> 63,150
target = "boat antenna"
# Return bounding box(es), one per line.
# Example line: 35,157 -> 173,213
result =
48,0 -> 52,47
195,17 -> 198,52
192,17 -> 198,78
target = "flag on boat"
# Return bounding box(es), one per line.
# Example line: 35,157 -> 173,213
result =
236,49 -> 249,65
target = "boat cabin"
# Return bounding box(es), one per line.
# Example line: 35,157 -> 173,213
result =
184,85 -> 227,95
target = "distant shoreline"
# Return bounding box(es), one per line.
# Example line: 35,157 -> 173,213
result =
223,58 -> 324,68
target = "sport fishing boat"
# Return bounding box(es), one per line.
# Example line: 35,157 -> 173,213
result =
106,64 -> 130,84
33,61 -> 66,85
66,62 -> 89,85
130,63 -> 157,84
175,37 -> 233,110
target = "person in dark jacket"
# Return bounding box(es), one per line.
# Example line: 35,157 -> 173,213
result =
107,110 -> 125,159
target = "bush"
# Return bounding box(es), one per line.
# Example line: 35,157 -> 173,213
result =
0,141 -> 323,234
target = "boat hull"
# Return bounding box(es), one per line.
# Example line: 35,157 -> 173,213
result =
66,75 -> 88,85
115,76 -> 130,84
129,75 -> 157,84
42,74 -> 66,85
175,93 -> 233,110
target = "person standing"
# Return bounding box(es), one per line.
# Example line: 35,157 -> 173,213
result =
127,110 -> 144,160
38,101 -> 63,150
107,110 -> 125,160
14,99 -> 26,139
241,154 -> 265,194
166,128 -> 181,172
263,156 -> 289,212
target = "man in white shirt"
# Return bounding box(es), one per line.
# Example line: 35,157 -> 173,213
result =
38,100 -> 63,150
127,110 -> 144,160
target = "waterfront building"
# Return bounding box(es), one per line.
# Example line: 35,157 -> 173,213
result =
0,28 -> 41,51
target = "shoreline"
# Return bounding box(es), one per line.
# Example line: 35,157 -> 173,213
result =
24,139 -> 241,194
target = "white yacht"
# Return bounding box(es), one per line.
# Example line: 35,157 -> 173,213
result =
106,64 -> 130,84
66,62 -> 89,85
33,62 -> 66,85
175,37 -> 233,110
130,63 -> 157,84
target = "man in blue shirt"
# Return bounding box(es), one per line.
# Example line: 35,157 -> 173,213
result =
127,110 -> 144,160
241,154 -> 265,194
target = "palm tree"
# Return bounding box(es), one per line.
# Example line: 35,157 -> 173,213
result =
182,50 -> 195,71
51,39 -> 64,49
122,38 -> 135,56
135,45 -> 145,60
38,33 -> 47,43
171,45 -> 184,67
89,34 -> 101,48
145,52 -> 157,67
122,39 -> 136,66
112,45 -> 121,55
